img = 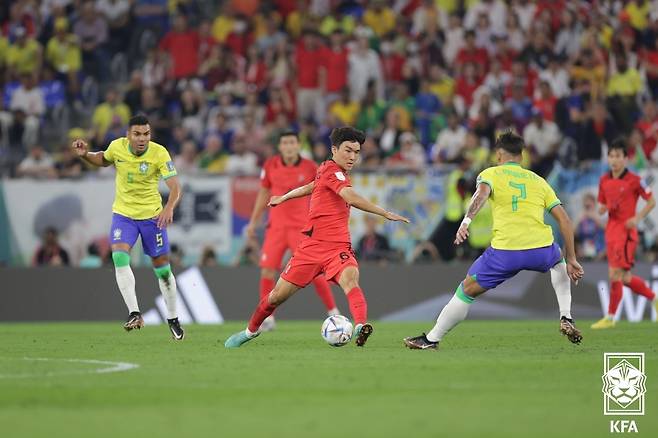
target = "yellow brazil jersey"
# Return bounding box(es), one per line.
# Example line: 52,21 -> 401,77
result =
103,137 -> 177,220
477,162 -> 561,250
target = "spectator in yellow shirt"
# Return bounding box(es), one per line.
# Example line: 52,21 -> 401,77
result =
624,0 -> 651,31
92,88 -> 131,145
329,88 -> 361,125
6,26 -> 42,81
607,55 -> 643,134
0,35 -> 8,70
46,18 -> 82,94
286,0 -> 311,39
363,0 -> 396,37
211,3 -> 235,43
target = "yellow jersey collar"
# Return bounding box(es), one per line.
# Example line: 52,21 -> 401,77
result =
503,161 -> 522,167
127,140 -> 148,156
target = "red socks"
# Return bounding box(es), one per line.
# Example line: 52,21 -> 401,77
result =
347,287 -> 367,324
625,276 -> 656,301
312,276 -> 337,312
260,277 -> 275,300
608,281 -> 623,316
248,295 -> 277,333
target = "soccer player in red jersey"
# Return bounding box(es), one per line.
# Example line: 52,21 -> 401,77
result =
245,131 -> 339,331
592,138 -> 658,329
225,127 -> 410,348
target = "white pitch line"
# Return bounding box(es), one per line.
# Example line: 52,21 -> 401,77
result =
0,357 -> 139,379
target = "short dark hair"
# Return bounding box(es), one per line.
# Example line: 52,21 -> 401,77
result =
330,126 -> 366,148
494,130 -> 524,155
608,137 -> 628,156
279,131 -> 299,141
129,114 -> 150,127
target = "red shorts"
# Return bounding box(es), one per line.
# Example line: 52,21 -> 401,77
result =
260,227 -> 305,269
607,236 -> 637,270
281,238 -> 358,287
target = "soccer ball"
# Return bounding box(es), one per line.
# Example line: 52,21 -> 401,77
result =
321,315 -> 353,347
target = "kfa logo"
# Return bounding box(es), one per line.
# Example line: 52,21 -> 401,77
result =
610,421 -> 638,433
603,353 -> 646,433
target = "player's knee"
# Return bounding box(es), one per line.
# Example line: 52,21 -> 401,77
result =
621,272 -> 632,284
111,251 -> 130,268
153,264 -> 172,281
339,269 -> 359,291
261,268 -> 277,279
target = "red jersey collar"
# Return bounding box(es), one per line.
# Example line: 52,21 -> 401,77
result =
609,168 -> 629,179
279,154 -> 302,167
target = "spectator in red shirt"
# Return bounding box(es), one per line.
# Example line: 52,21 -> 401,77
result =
455,30 -> 489,77
642,37 -> 658,98
533,80 -> 557,121
265,86 -> 295,124
197,19 -> 217,61
505,60 -> 536,99
321,30 -> 349,106
380,38 -> 405,84
455,62 -> 482,107
244,45 -> 268,93
294,30 -> 325,123
159,14 -> 200,79
225,15 -> 254,57
635,100 -> 658,158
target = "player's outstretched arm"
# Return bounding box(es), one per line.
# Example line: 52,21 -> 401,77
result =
157,176 -> 182,228
454,183 -> 491,245
626,196 -> 655,229
246,187 -> 271,238
551,205 -> 584,283
268,182 -> 314,206
71,139 -> 112,167
338,187 -> 410,223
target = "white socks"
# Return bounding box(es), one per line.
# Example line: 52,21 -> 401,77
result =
426,287 -> 473,342
158,273 -> 178,320
115,265 -> 139,313
550,262 -> 572,319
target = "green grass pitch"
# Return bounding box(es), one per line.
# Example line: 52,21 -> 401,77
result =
0,321 -> 656,438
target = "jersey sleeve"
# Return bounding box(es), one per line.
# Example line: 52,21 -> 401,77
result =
476,168 -> 494,195
637,177 -> 652,200
597,178 -> 606,206
323,167 -> 352,194
158,147 -> 177,179
103,140 -> 116,163
260,162 -> 272,189
543,180 -> 562,211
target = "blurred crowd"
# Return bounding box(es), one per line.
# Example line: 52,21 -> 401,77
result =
1,0 -> 658,181
4,0 -> 658,266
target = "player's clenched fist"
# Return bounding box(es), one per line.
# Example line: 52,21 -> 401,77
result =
72,139 -> 88,157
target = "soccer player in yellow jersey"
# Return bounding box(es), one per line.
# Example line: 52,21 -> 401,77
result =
404,131 -> 585,350
72,115 -> 185,340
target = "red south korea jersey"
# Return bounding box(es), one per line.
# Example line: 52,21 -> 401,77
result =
302,160 -> 352,243
261,155 -> 317,229
598,169 -> 652,238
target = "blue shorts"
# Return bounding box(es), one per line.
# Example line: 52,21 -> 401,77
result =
468,243 -> 562,290
110,213 -> 169,257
